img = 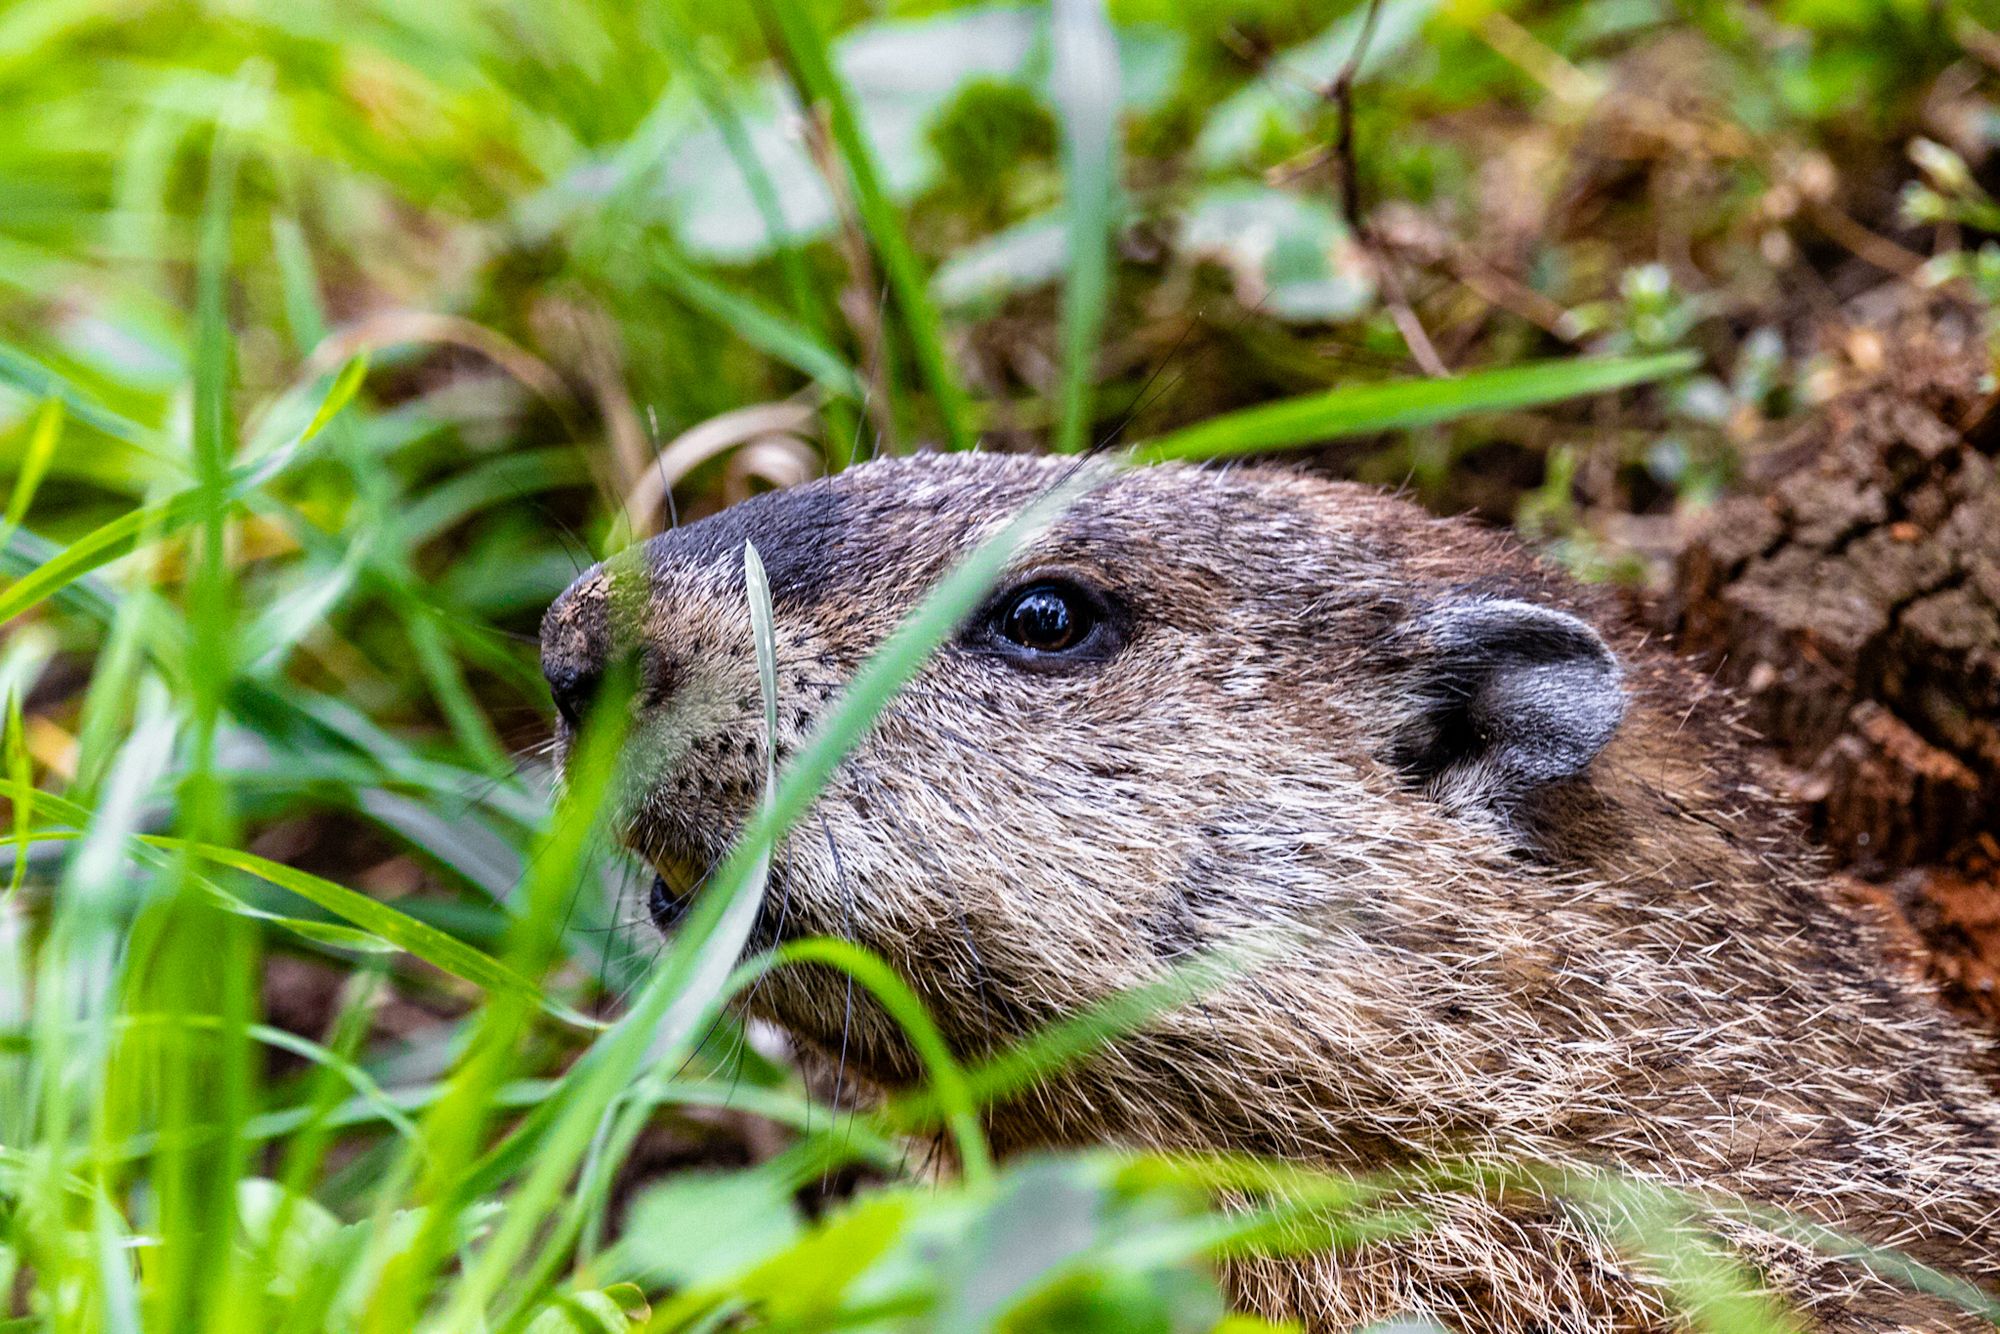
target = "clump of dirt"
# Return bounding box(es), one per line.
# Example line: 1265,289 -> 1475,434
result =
1662,293 -> 2000,1026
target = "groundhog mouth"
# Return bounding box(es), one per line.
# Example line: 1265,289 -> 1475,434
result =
641,846 -> 796,960
643,850 -> 706,933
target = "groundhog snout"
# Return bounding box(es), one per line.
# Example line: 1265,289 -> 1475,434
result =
541,566 -> 687,730
539,566 -> 624,728
544,478 -> 842,732
543,652 -> 603,732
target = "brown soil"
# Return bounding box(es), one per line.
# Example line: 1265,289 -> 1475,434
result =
1662,294 -> 2000,1027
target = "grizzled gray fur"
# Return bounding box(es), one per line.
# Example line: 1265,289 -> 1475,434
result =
544,454 -> 2000,1333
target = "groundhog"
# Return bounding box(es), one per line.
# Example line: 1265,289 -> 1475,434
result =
540,453 -> 2000,1333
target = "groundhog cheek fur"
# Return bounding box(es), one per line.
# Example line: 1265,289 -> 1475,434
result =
543,453 -> 2000,1333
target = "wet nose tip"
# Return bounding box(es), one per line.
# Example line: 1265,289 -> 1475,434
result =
544,653 -> 605,730
543,571 -> 616,729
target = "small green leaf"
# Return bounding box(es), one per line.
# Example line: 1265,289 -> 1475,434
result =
0,341 -> 159,450
940,1158 -> 1104,1328
524,1285 -> 649,1333
300,355 -> 368,444
624,1170 -> 803,1290
741,1191 -> 916,1321
1178,184 -> 1373,323
236,1178 -> 343,1301
1194,0 -> 1441,169
933,212 -> 1070,313
1,399 -> 62,542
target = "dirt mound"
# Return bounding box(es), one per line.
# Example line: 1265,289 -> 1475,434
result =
1665,296 -> 2000,1025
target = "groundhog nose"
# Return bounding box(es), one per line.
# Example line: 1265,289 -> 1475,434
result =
542,573 -> 618,729
542,569 -> 683,729
544,653 -> 605,730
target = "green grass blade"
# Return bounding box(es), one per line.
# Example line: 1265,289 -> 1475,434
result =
0,624 -> 48,901
648,246 -> 865,402
745,541 -> 781,791
3,692 -> 28,900
20,826 -> 413,956
499,539 -> 791,1323
401,448 -> 594,547
240,540 -> 372,671
89,1195 -> 143,1334
648,0 -> 864,463
771,937 -> 992,1185
0,527 -> 122,632
398,597 -> 513,774
1050,0 -> 1120,455
654,0 -> 838,341
152,839 -> 600,1031
300,355 -> 369,444
0,361 -> 369,625
150,106 -> 252,1331
255,965 -> 392,1333
363,665 -> 637,1328
271,215 -> 330,354
887,934 -> 1275,1134
90,1077 -> 901,1187
1702,1195 -> 2000,1325
1132,351 -> 1699,463
0,342 -> 160,454
755,0 -> 972,451
442,463 -> 1112,1331
752,458 -> 1118,840
1578,1176 -> 1802,1334
0,493 -> 204,626
59,1013 -> 423,1152
1,398 -> 62,544
37,683 -> 176,1323
17,779 -> 584,1033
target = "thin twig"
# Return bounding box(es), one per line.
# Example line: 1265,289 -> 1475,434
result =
1805,201 -> 1928,279
1325,0 -> 1451,377
1441,246 -> 1579,339
1327,0 -> 1384,236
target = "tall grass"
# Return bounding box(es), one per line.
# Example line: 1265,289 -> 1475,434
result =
1,0 -> 1992,1330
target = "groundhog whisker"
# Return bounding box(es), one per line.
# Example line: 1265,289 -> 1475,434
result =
1093,309 -> 1203,454
726,865 -> 793,1070
813,812 -> 861,1151
820,770 -> 1003,1048
553,829 -> 615,950
670,996 -> 740,1087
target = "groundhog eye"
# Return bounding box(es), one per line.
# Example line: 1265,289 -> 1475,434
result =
998,584 -> 1090,653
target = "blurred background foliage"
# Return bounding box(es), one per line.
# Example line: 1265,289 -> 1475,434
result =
13,0 -> 1994,557
5,0 -> 2000,1328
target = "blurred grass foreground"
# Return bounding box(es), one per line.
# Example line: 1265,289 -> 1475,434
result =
1,0 -> 1996,1328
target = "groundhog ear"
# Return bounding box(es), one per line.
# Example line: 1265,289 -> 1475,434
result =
1389,597 -> 1626,808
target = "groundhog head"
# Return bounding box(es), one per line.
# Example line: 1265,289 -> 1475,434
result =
540,453 -> 1632,1085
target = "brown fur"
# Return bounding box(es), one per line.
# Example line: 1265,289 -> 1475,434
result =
543,454 -> 2000,1332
